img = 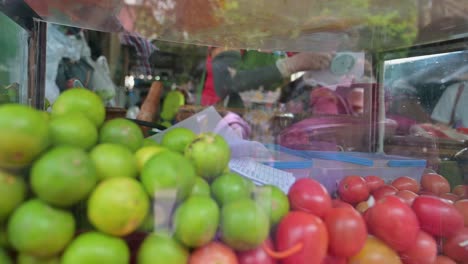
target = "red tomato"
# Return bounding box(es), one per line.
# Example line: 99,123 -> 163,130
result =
396,190 -> 418,206
189,242 -> 238,264
440,193 -> 459,203
412,195 -> 464,237
338,176 -> 370,205
391,176 -> 420,193
421,173 -> 450,195
348,236 -> 402,264
399,230 -> 437,264
372,185 -> 398,201
275,211 -> 328,264
453,185 -> 468,198
454,199 -> 468,227
321,255 -> 347,264
324,207 -> 367,257
418,190 -> 437,196
442,228 -> 468,263
288,178 -> 331,217
366,196 -> 419,252
237,238 -> 277,264
434,255 -> 457,264
331,199 -> 354,209
365,175 -> 385,192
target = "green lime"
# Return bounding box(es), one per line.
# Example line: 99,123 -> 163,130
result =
220,198 -> 270,251
49,112 -> 98,150
0,247 -> 12,264
31,146 -> 97,207
51,88 -> 105,127
7,199 -> 75,257
99,118 -> 144,152
190,177 -> 211,197
161,128 -> 196,154
185,133 -> 230,181
0,104 -> 50,169
173,196 -> 219,248
90,144 -> 138,180
0,170 -> 26,222
140,151 -> 196,202
61,232 -> 129,264
211,173 -> 252,206
255,185 -> 290,226
17,253 -> 60,264
0,224 -> 9,248
137,233 -> 189,264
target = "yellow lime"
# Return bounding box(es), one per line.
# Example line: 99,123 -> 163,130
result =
87,177 -> 149,236
135,146 -> 167,172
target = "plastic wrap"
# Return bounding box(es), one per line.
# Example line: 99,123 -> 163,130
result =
149,106 -> 272,159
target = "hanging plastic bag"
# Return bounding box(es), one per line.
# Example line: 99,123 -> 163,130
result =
91,56 -> 116,102
90,56 -> 117,104
45,25 -> 76,104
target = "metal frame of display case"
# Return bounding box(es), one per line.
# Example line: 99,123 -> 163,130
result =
0,0 -> 47,109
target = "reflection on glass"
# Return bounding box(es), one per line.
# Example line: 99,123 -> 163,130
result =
0,12 -> 28,105
383,49 -> 468,139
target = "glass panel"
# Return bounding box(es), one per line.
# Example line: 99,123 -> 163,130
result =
8,0 -> 423,52
0,11 -> 29,105
18,1 -> 468,52
382,44 -> 468,179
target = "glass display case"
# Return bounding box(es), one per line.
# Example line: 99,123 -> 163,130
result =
1,0 -> 468,263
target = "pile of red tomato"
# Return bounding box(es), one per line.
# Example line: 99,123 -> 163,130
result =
191,173 -> 468,264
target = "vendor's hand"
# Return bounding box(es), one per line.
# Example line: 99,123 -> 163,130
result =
276,52 -> 333,77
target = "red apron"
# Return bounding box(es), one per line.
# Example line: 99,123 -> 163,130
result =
201,56 -> 222,106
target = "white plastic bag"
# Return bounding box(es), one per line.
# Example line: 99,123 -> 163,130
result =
45,25 -> 86,105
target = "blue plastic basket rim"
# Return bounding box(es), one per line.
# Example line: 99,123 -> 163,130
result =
264,144 -> 373,166
264,144 -> 427,168
261,160 -> 314,170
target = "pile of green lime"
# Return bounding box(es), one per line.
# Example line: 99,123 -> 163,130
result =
0,87 -> 290,263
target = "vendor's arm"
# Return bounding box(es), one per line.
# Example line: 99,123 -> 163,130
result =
211,51 -> 283,98
211,50 -> 331,98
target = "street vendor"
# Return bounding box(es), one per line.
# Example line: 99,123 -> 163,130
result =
197,47 -> 332,108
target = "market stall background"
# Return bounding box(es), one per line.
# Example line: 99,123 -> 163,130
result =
0,0 -> 468,263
